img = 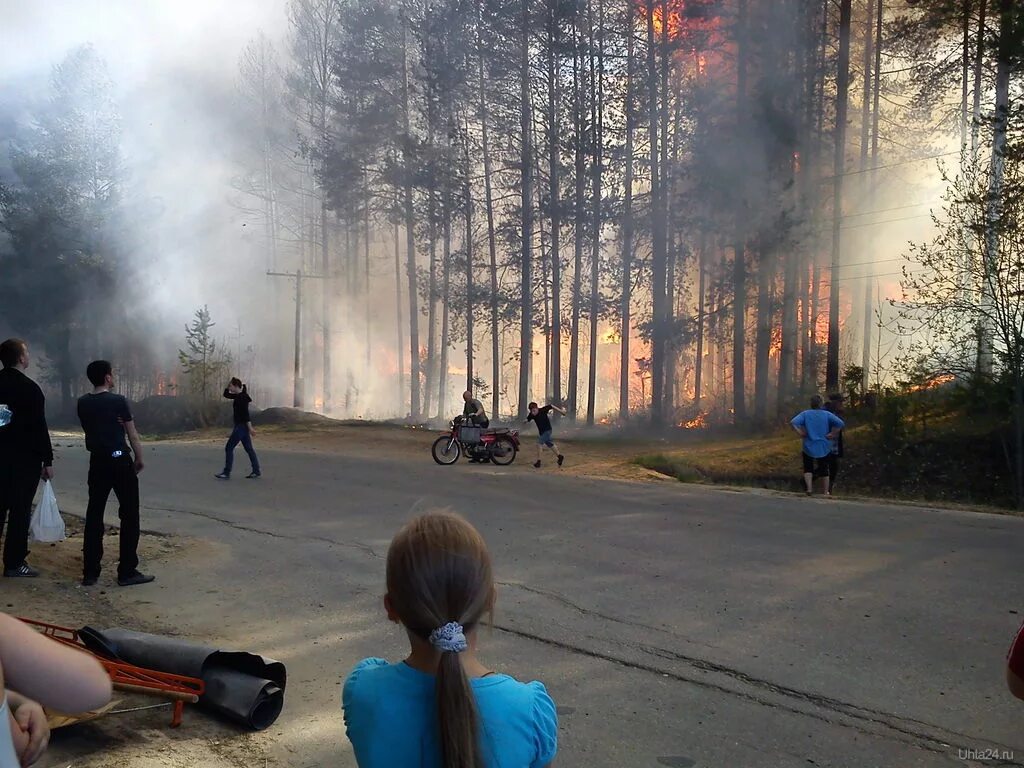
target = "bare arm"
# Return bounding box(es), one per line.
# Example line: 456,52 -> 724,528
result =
124,420 -> 145,473
549,405 -> 567,416
0,614 -> 111,714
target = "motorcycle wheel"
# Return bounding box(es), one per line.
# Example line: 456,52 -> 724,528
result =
490,436 -> 518,466
431,436 -> 462,465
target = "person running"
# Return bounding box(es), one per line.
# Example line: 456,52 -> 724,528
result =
77,361 -> 154,587
342,511 -> 558,768
0,339 -> 53,579
823,393 -> 845,494
525,401 -> 566,469
791,394 -> 844,497
461,390 -> 489,429
215,378 -> 261,480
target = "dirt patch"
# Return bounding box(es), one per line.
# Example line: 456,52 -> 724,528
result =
6,516 -> 273,768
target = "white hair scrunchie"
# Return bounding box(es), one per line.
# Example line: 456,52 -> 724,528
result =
429,622 -> 468,653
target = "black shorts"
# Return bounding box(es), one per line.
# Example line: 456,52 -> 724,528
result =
802,453 -> 834,478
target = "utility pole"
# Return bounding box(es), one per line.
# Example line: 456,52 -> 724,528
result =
267,269 -> 324,409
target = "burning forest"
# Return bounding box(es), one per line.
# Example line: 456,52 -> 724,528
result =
0,0 -> 1021,428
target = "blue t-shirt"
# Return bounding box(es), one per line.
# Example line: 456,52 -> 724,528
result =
791,409 -> 844,459
343,658 -> 557,768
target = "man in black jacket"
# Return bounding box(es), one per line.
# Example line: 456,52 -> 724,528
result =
215,377 -> 261,479
0,339 -> 54,578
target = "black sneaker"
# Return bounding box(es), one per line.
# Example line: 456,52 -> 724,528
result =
533,460 -> 541,469
246,471 -> 261,479
117,572 -> 156,587
4,563 -> 39,578
215,472 -> 230,480
82,575 -> 98,587
557,454 -> 565,467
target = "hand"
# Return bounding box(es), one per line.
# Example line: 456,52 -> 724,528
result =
13,699 -> 50,767
134,457 -> 145,474
40,466 -> 53,481
248,425 -> 256,437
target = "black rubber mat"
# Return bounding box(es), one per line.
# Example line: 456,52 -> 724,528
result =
79,626 -> 286,730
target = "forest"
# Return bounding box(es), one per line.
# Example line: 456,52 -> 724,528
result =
1,0 -> 1022,432
226,0 -> 1022,428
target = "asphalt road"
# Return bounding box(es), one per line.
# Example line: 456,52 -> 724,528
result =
41,435 -> 1024,768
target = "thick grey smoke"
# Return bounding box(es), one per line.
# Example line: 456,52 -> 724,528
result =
0,0 -> 294,401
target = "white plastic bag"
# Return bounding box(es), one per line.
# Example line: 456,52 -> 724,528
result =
30,480 -> 65,543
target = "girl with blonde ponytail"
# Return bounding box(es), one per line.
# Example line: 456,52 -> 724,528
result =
343,512 -> 558,768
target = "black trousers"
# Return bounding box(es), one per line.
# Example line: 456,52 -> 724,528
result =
0,459 -> 40,570
84,454 -> 140,580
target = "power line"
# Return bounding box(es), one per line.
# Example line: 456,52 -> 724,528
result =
843,212 -> 934,230
817,151 -> 960,183
835,256 -> 906,269
823,269 -> 924,284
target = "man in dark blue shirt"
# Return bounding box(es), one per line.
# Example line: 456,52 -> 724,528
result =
77,360 -> 153,587
0,339 -> 53,578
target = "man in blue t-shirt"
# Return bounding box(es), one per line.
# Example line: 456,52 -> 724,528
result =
791,394 -> 845,497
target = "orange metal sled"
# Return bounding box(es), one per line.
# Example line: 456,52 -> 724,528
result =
19,618 -> 206,728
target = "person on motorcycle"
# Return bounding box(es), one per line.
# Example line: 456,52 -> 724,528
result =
462,391 -> 489,429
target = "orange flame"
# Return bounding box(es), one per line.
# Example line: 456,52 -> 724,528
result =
680,412 -> 709,429
907,373 -> 954,393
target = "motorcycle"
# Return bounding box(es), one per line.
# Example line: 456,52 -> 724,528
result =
431,415 -> 520,466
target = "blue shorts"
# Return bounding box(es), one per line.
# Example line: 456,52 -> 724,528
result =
538,430 -> 554,447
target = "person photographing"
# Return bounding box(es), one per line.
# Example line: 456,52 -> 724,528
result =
215,378 -> 261,480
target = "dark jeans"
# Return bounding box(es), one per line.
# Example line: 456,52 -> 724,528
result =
0,459 -> 40,570
84,454 -> 140,580
224,424 -> 260,476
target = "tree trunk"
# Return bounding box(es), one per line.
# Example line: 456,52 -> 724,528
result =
518,0 -> 534,419
394,222 -> 405,414
980,0 -> 1012,375
661,4 -> 677,419
826,0 -> 852,393
364,187 -> 372,371
568,15 -> 585,419
464,129 -> 475,391
647,0 -> 668,425
321,199 -> 331,410
424,197 -> 438,417
971,0 -> 988,161
477,21 -> 501,420
754,240 -> 774,423
546,0 -> 563,405
618,3 -> 635,421
401,8 -> 420,420
810,259 -> 822,388
695,233 -> 707,410
438,195 -> 452,420
586,0 -> 604,425
732,0 -> 749,423
863,0 -> 883,391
